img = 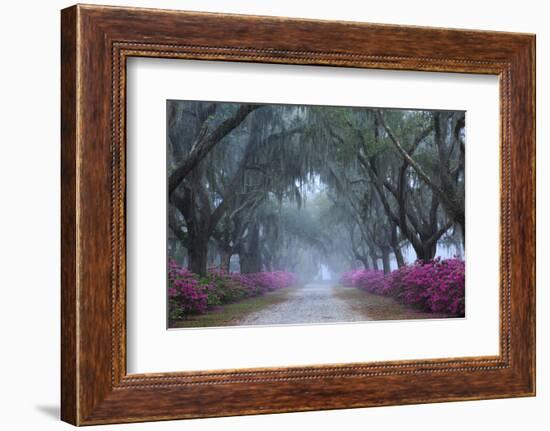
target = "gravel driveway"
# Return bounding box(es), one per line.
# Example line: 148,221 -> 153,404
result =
235,283 -> 367,326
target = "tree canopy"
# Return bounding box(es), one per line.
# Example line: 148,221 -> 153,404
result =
167,100 -> 465,279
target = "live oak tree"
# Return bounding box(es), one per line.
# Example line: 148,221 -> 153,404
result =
325,108 -> 461,264
376,109 -> 465,239
169,103 -> 308,275
167,100 -> 465,278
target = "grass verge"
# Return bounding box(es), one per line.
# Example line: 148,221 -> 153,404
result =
333,286 -> 453,321
170,286 -> 298,329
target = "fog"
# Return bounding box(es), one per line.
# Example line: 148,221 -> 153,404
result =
167,100 -> 465,280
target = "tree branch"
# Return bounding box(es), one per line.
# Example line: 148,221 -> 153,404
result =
168,104 -> 260,195
375,110 -> 455,213
426,220 -> 453,246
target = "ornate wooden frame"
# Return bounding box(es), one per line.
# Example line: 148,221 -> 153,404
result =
61,4 -> 536,425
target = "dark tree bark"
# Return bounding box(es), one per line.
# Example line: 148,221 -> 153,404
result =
187,233 -> 209,276
415,241 -> 438,262
381,246 -> 391,274
369,251 -> 379,271
390,224 -> 405,268
239,253 -> 262,273
170,169 -> 213,276
239,222 -> 262,273
348,222 -> 371,270
433,112 -> 466,239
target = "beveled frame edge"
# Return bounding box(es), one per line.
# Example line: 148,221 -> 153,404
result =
61,4 -> 535,426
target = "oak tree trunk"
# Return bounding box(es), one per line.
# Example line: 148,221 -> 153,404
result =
239,223 -> 262,273
188,234 -> 209,277
369,251 -> 379,271
381,246 -> 391,274
220,249 -> 232,272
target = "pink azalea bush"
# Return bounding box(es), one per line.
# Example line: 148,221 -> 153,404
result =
168,259 -> 298,321
168,260 -> 210,320
343,269 -> 387,295
341,258 -> 465,317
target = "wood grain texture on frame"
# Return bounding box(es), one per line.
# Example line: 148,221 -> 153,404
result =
61,4 -> 535,425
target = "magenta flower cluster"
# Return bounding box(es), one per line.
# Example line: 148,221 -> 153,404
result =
341,258 -> 465,316
168,260 -> 298,321
168,260 -> 210,316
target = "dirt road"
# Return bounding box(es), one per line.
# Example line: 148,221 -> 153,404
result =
235,283 -> 367,326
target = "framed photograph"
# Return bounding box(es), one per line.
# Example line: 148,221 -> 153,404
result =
61,4 -> 535,425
